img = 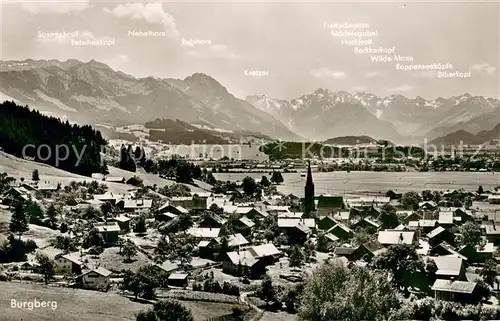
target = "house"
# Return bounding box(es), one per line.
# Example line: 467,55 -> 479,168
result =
429,256 -> 466,280
248,243 -> 281,265
377,231 -> 417,246
386,190 -> 402,200
123,199 -> 152,214
333,210 -> 351,223
157,203 -> 189,216
199,214 -> 226,228
236,217 -> 255,230
266,205 -> 290,214
168,196 -> 207,211
168,273 -> 189,287
429,242 -> 467,260
334,246 -> 356,257
95,223 -> 121,244
437,212 -> 454,228
286,224 -> 312,244
408,220 -> 439,234
210,233 -> 250,252
93,192 -> 123,205
349,241 -> 387,261
317,216 -> 337,231
427,227 -> 454,247
278,218 -> 315,230
419,201 -> 438,211
485,224 -> 500,244
105,176 -> 125,183
352,218 -> 381,231
155,212 -> 178,222
440,207 -> 472,223
432,279 -> 478,303
278,211 -> 303,219
458,243 -> 495,263
187,227 -> 220,240
315,195 -> 345,217
112,215 -> 132,232
488,195 -> 500,204
321,233 -> 340,251
81,267 -> 112,290
327,224 -> 354,240
152,261 -> 179,275
401,212 -> 422,224
5,187 -> 31,203
237,207 -> 268,220
223,250 -> 266,278
54,254 -> 82,275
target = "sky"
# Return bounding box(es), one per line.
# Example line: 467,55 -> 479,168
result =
1,0 -> 499,100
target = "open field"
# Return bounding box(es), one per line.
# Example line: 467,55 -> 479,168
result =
0,152 -> 130,195
215,171 -> 500,196
0,282 -> 237,321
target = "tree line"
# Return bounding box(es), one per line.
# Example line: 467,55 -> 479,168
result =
0,101 -> 106,176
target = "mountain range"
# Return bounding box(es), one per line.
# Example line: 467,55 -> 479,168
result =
246,91 -> 500,143
1,59 -> 499,144
0,59 -> 300,141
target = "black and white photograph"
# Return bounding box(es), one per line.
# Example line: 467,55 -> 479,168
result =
0,0 -> 499,320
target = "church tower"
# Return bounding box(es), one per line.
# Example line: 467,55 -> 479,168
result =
304,161 -> 315,215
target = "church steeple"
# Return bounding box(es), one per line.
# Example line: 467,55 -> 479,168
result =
304,161 -> 315,215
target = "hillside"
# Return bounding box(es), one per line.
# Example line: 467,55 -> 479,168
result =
145,119 -> 228,144
0,282 -> 237,321
0,151 -> 208,194
323,136 -> 377,145
0,100 -> 105,176
428,123 -> 500,146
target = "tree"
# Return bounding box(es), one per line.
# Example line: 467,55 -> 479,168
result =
289,245 -> 305,268
401,191 -> 422,210
480,259 -> 498,286
45,204 -> 58,227
9,201 -> 29,239
100,201 -> 113,222
100,160 -> 110,179
258,274 -> 277,305
133,216 -> 147,233
380,204 -> 399,229
0,172 -> 15,194
260,176 -> 271,187
316,233 -> 331,252
32,169 -> 40,182
242,176 -> 257,196
270,171 -> 284,185
299,263 -> 398,321
205,172 -> 217,185
25,200 -> 44,225
421,189 -> 433,201
35,252 -> 54,284
478,185 -> 484,194
122,239 -> 137,262
457,221 -> 484,248
54,235 -> 76,254
372,244 -> 425,293
82,228 -> 104,249
136,300 -> 194,321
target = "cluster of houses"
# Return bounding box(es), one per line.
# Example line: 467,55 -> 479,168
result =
3,169 -> 500,303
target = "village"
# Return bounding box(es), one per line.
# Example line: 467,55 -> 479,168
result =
1,153 -> 500,320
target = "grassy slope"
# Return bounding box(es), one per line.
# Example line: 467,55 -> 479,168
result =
0,282 -> 236,321
0,151 -> 209,194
